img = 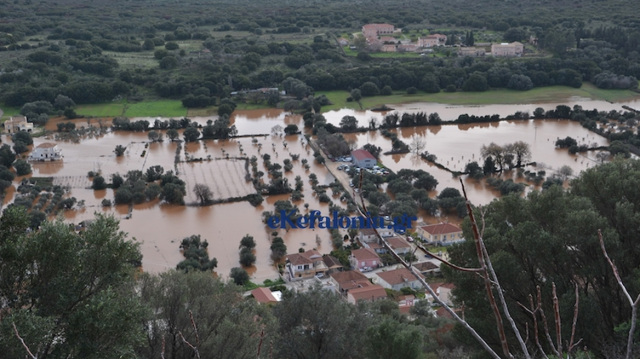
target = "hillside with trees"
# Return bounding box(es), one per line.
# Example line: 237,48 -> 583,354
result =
0,0 -> 639,119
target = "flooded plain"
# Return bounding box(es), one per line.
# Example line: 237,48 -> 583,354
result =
3,97 -> 635,282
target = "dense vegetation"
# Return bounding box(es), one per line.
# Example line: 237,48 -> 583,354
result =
445,158 -> 640,357
1,0 -> 639,119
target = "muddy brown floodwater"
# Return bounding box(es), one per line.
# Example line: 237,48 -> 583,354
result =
2,98 -> 631,282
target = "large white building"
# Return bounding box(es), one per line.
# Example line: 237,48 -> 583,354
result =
351,149 -> 377,169
29,143 -> 63,161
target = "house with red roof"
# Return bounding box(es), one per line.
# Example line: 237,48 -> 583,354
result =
376,267 -> 425,291
286,249 -> 328,279
386,236 -> 412,255
349,247 -> 381,272
330,270 -> 372,295
362,23 -> 395,39
358,227 -> 393,243
351,149 -> 377,169
347,284 -> 387,304
251,287 -> 280,304
416,223 -> 464,245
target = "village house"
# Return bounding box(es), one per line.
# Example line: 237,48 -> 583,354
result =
349,247 -> 381,272
491,42 -> 524,57
330,270 -> 372,295
29,143 -> 63,162
458,47 -> 486,57
351,149 -> 377,169
376,267 -> 425,291
418,34 -> 447,48
285,249 -> 328,279
357,227 -> 393,243
362,23 -> 395,39
386,236 -> 412,255
3,116 -> 33,133
322,254 -> 343,275
347,284 -> 387,304
251,287 -> 281,304
414,261 -> 440,276
397,294 -> 418,314
364,241 -> 386,254
416,223 -> 464,245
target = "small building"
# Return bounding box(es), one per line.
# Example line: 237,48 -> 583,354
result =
416,223 -> 464,245
491,42 -> 524,57
347,284 -> 387,304
358,227 -> 393,243
286,249 -> 328,279
330,270 -> 372,295
349,247 -> 381,272
414,261 -> 440,276
386,236 -> 412,255
322,254 -> 344,274
458,47 -> 486,57
418,34 -> 447,48
376,267 -> 425,291
362,23 -> 395,38
364,241 -> 386,255
29,143 -> 63,162
251,287 -> 280,304
3,116 -> 33,133
351,149 -> 377,169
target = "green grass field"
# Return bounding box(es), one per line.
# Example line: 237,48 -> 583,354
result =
317,83 -> 640,111
76,100 -> 187,118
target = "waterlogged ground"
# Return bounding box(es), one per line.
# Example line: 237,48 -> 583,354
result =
2,98 -> 628,282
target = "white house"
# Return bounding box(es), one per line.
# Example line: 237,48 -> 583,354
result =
351,149 -> 376,168
29,143 -> 63,161
3,116 -> 33,133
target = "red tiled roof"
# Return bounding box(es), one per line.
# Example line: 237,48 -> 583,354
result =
351,247 -> 380,261
322,255 -> 342,269
287,249 -> 322,266
251,287 -> 278,304
348,284 -> 387,302
330,270 -> 368,285
414,262 -> 439,271
37,142 -> 57,148
351,149 -> 375,161
420,223 -> 462,235
387,237 -> 411,250
377,268 -> 424,286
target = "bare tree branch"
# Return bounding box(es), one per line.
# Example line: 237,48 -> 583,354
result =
189,310 -> 200,346
552,283 -> 563,354
12,322 -> 37,359
568,284 -> 580,354
178,331 -> 201,359
161,335 -> 166,359
599,229 -> 640,359
460,179 -> 515,359
537,286 -> 560,357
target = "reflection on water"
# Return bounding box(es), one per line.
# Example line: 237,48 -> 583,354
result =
8,100 -> 631,281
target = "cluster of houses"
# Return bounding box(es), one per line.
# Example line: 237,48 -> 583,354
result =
358,23 -> 448,54
260,222 -> 464,314
2,116 -> 63,161
353,23 -> 525,57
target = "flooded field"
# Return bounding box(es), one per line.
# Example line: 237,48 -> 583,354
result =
2,97 -> 632,282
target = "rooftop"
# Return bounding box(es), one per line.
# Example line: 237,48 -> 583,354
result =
287,249 -> 323,266
348,284 -> 387,302
251,287 -> 278,304
420,223 -> 462,235
387,236 -> 411,250
351,247 -> 380,261
377,267 -> 424,286
351,149 -> 376,161
36,142 -> 58,148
